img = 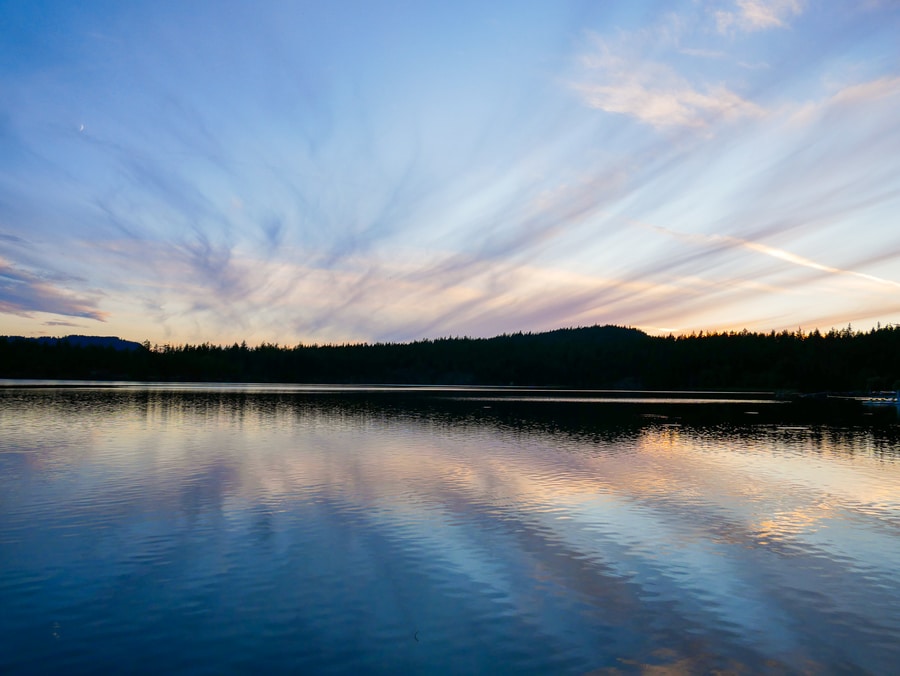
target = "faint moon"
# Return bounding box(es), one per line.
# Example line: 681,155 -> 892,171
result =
79,124 -> 84,132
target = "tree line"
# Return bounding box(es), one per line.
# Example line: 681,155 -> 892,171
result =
2,324 -> 900,392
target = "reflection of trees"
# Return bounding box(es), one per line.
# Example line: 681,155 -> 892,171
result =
2,324 -> 900,392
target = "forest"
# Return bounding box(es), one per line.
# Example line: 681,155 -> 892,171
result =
2,324 -> 900,393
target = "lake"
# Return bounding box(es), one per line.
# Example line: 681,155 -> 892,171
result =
1,384 -> 899,674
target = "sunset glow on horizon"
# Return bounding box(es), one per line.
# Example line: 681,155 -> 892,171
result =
1,1 -> 898,345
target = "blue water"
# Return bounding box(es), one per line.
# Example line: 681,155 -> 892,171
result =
1,385 -> 899,674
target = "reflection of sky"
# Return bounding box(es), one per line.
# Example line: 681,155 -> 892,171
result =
2,390 -> 900,672
1,2 -> 899,344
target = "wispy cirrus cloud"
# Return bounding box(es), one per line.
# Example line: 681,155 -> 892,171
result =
829,75 -> 900,108
715,0 -> 805,34
572,33 -> 764,129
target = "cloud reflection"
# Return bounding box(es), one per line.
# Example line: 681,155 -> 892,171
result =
3,388 -> 900,671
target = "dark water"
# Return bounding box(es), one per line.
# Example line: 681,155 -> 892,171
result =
1,385 -> 899,674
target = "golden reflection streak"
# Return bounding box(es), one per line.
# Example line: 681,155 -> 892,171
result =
634,427 -> 900,543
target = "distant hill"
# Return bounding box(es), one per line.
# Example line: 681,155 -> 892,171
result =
29,336 -> 144,350
20,335 -> 144,351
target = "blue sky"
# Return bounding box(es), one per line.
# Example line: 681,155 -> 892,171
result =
1,0 -> 898,344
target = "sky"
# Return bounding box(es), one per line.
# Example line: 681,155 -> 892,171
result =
1,0 -> 899,345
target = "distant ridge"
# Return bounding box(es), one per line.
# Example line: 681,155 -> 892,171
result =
23,335 -> 143,351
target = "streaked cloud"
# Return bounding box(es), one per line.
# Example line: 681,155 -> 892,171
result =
0,1 -> 897,343
0,259 -> 107,322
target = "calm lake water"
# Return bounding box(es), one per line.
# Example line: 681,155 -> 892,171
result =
1,384 -> 899,674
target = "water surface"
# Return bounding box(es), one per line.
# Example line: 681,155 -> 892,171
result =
1,385 -> 899,674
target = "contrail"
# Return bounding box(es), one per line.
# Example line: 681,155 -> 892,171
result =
641,221 -> 900,290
